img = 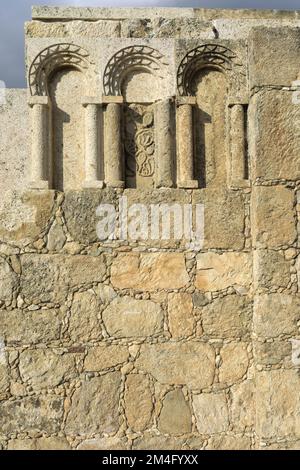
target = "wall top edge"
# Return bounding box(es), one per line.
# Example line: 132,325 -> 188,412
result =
31,6 -> 300,21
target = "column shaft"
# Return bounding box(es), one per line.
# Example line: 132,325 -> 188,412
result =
177,102 -> 198,188
105,102 -> 124,188
30,101 -> 49,189
83,103 -> 103,188
230,104 -> 246,184
155,99 -> 174,188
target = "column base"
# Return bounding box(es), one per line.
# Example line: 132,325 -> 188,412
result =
82,180 -> 104,189
106,180 -> 125,189
30,180 -> 50,190
156,180 -> 174,189
178,180 -> 199,189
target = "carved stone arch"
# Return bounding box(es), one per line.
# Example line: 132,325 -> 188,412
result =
28,43 -> 92,96
103,45 -> 167,96
177,43 -> 244,96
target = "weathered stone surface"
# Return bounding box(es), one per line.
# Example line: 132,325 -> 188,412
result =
0,257 -> 18,303
249,27 -> 300,87
19,350 -> 77,388
195,252 -> 252,292
257,370 -> 300,439
254,340 -> 291,365
201,295 -> 251,338
124,374 -> 153,432
193,392 -> 229,434
219,342 -> 249,384
251,90 -> 300,180
69,290 -> 101,342
0,309 -> 63,345
65,372 -> 121,435
168,293 -> 195,338
158,389 -> 192,435
253,249 -> 291,291
47,221 -> 66,251
0,190 -> 55,246
0,361 -> 9,395
111,253 -> 189,291
20,254 -> 106,303
192,190 -> 245,250
136,342 -> 215,390
254,294 -> 300,338
252,186 -> 296,249
0,396 -> 64,434
231,380 -> 255,431
103,296 -> 163,338
84,345 -> 129,371
132,434 -> 187,450
206,435 -> 251,450
63,190 -> 118,244
77,437 -> 128,450
8,437 -> 71,450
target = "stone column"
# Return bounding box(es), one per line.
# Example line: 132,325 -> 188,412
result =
82,97 -> 103,188
230,103 -> 249,187
104,96 -> 124,188
155,98 -> 174,188
28,96 -> 50,189
176,96 -> 198,189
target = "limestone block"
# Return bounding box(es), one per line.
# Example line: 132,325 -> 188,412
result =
252,186 -> 296,249
257,370 -> 300,439
20,254 -> 106,303
192,190 -> 245,250
219,342 -> 249,384
231,380 -> 255,431
47,221 -> 66,251
0,190 -> 55,246
0,362 -> 9,396
253,250 -> 291,291
77,438 -> 128,450
249,27 -> 300,87
0,257 -> 18,303
63,189 -> 118,244
193,392 -> 229,434
206,435 -> 251,450
19,350 -> 77,389
201,295 -> 252,339
254,294 -> 300,338
0,309 -> 63,345
0,396 -> 64,434
132,434 -> 188,451
8,437 -> 71,450
195,252 -> 252,292
102,297 -> 163,338
254,341 -> 291,366
158,389 -> 192,435
168,293 -> 195,338
251,90 -> 300,180
70,290 -> 101,342
136,342 -> 215,390
84,345 -> 129,371
26,20 -> 121,38
124,374 -> 153,432
65,372 -> 121,435
111,252 -> 189,291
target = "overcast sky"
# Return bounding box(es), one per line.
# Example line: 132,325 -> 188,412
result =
1,1 -> 299,88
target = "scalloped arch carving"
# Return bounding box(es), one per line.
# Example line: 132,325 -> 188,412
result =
177,44 -> 243,96
103,45 -> 167,96
29,43 -> 91,96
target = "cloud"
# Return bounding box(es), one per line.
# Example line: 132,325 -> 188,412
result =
1,0 -> 300,88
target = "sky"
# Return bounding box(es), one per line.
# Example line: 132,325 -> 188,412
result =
0,1 -> 299,88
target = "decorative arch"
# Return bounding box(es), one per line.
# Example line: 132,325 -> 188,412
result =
177,44 -> 243,96
28,43 -> 91,96
103,45 -> 167,96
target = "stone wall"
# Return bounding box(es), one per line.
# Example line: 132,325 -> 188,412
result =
0,6 -> 300,450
